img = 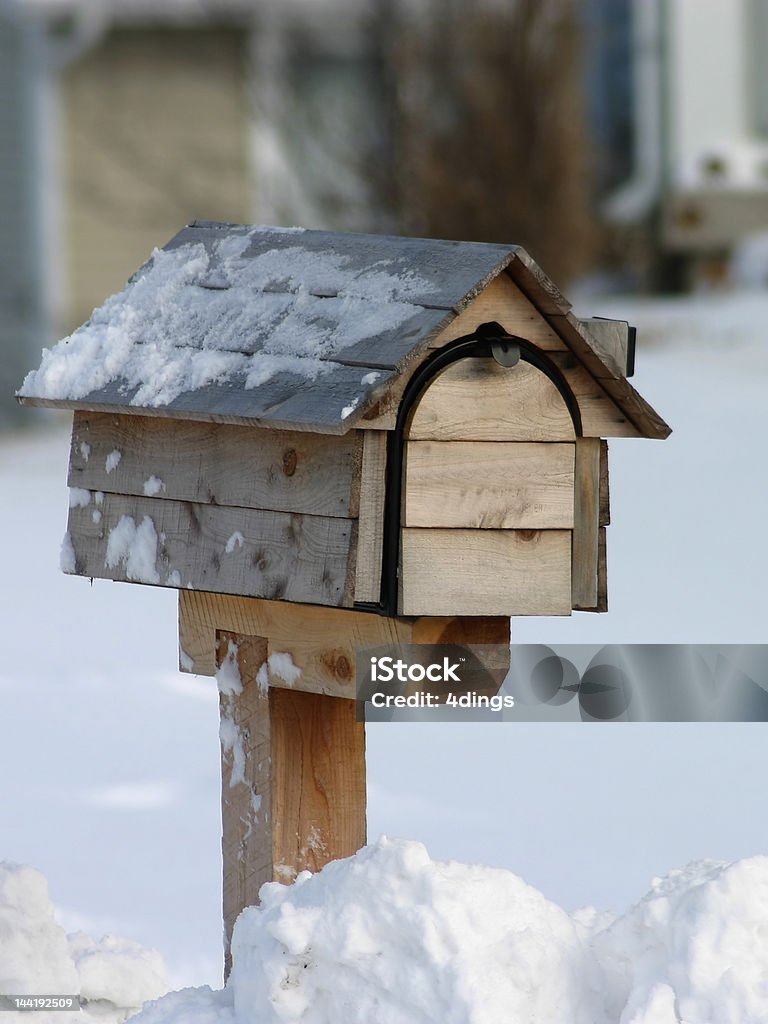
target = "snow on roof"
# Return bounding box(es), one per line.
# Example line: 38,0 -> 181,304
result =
18,220 -> 670,436
18,222 -> 516,431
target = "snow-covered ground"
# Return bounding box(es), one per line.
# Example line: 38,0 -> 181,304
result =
5,840 -> 768,1023
2,287 -> 768,1013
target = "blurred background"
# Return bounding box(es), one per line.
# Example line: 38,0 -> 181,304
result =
5,0 -> 768,426
3,0 -> 768,989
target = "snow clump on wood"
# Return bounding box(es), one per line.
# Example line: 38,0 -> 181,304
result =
105,515 -> 161,584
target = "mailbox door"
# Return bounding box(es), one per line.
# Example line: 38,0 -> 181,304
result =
399,355 -> 584,616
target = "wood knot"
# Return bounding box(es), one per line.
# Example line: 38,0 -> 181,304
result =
335,655 -> 352,680
282,449 -> 298,477
321,650 -> 353,682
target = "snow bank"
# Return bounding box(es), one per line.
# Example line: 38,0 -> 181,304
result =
0,862 -> 167,1023
5,841 -> 768,1023
129,839 -> 768,1024
134,836 -> 599,1024
594,857 -> 768,1024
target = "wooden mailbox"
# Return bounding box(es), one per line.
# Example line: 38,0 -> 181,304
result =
18,223 -> 669,969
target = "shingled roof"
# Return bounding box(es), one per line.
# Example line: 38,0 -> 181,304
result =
18,222 -> 670,438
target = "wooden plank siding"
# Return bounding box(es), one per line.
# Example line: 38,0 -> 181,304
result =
400,528 -> 572,616
404,441 -> 575,529
66,493 -> 357,607
179,591 -> 509,684
571,437 -> 601,609
69,412 -> 363,518
353,431 -> 389,603
64,413 -> 381,609
398,352 -> 614,617
401,360 -> 578,616
407,359 -> 577,441
431,274 -> 568,351
599,440 -> 610,527
573,528 -> 608,613
62,347 -> 619,619
545,353 -> 641,437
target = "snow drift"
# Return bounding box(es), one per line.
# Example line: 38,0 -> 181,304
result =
92,837 -> 768,1024
3,839 -> 768,1022
0,862 -> 167,1023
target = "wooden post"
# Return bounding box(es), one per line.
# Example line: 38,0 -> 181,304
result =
203,603 -> 510,976
215,629 -> 366,976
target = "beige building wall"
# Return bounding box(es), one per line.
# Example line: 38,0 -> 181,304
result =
61,27 -> 251,331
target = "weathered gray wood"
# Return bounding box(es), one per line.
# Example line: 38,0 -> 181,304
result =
505,252 -> 572,315
576,318 -> 631,378
547,312 -> 621,382
400,527 -> 572,616
20,221 -> 670,441
67,493 -> 356,606
183,592 -> 415,689
574,528 -> 608,613
164,220 -> 240,258
330,307 -> 452,368
168,221 -> 517,309
404,441 -> 575,529
180,591 -> 509,686
597,528 -> 607,611
240,367 -> 394,431
595,375 -> 671,440
354,431 -> 388,603
433,274 -> 567,351
217,632 -> 270,978
571,437 -> 600,608
69,412 -> 362,518
165,224 -> 515,373
546,352 -> 641,438
215,628 -> 366,977
599,440 -> 610,527
407,358 -> 576,441
26,365 -> 396,435
545,319 -> 671,439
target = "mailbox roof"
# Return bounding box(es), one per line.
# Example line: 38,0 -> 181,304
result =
18,221 -> 669,438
